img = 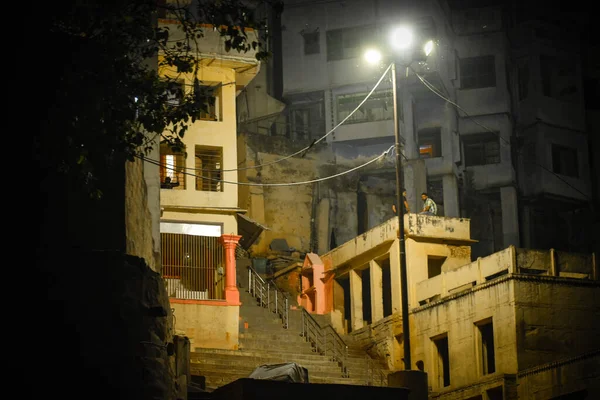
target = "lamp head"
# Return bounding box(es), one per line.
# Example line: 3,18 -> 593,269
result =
390,27 -> 413,51
364,48 -> 382,64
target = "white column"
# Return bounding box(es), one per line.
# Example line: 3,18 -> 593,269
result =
370,259 -> 384,322
349,269 -> 364,331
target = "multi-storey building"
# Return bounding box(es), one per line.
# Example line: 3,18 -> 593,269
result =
302,214 -> 600,399
237,0 -> 595,261
156,12 -> 261,350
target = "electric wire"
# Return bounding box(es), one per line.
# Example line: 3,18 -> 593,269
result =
140,144 -> 395,187
143,62 -> 393,173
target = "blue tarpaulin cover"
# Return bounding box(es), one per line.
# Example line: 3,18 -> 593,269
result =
248,362 -> 309,383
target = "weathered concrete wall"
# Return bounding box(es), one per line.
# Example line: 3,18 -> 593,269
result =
126,157 -> 161,272
412,279 -> 519,392
239,132 -> 401,256
514,278 -> 600,369
238,133 -> 326,255
171,302 -> 240,350
349,313 -> 404,370
517,352 -> 600,399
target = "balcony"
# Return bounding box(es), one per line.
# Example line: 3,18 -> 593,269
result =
416,246 -> 597,305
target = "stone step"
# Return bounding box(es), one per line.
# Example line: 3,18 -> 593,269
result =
192,363 -> 351,379
192,349 -> 385,372
199,372 -> 373,391
192,368 -> 375,387
192,358 -> 378,381
194,355 -> 389,375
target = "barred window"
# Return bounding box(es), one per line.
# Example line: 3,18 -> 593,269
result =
160,142 -> 186,189
195,145 -> 223,192
336,90 -> 394,124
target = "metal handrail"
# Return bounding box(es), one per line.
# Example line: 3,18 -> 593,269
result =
247,265 -> 386,385
300,308 -> 349,377
247,265 -> 289,329
364,353 -> 388,386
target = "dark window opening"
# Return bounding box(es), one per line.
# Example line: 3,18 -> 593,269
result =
552,144 -> 579,178
477,319 -> 496,375
418,128 -> 442,158
433,334 -> 450,387
460,55 -> 496,89
303,31 -> 320,55
357,191 -> 368,235
540,54 -> 579,102
286,91 -> 325,140
463,133 -> 500,166
326,25 -> 375,61
195,84 -> 218,121
361,268 -> 372,325
428,256 -> 446,278
340,277 -> 351,333
195,146 -> 223,192
487,386 -> 503,400
381,258 -> 392,317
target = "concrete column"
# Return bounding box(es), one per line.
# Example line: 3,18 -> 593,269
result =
389,240 -> 403,315
349,269 -> 364,331
442,174 -> 459,217
220,234 -> 242,305
370,259 -> 384,322
501,186 -> 520,248
316,198 -> 330,254
402,90 -> 418,160
404,159 -> 427,214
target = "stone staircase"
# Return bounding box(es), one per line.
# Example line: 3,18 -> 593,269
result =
190,261 -> 389,390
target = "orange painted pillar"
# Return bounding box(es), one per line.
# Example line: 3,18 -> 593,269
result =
220,234 -> 242,305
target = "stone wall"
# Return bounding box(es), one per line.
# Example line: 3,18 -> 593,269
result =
126,156 -> 161,272
237,132 -> 398,257
514,278 -> 600,369
40,250 -> 177,400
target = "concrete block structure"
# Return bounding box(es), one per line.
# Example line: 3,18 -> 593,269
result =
308,214 -> 599,399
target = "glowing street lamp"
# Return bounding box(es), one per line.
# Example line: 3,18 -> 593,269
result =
364,48 -> 382,65
390,26 -> 413,50
424,40 -> 434,57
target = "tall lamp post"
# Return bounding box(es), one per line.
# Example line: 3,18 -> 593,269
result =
364,27 -> 433,371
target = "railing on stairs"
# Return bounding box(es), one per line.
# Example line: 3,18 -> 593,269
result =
247,265 -> 289,329
300,310 -> 388,386
364,354 -> 388,386
247,265 -> 387,386
300,308 -> 349,377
